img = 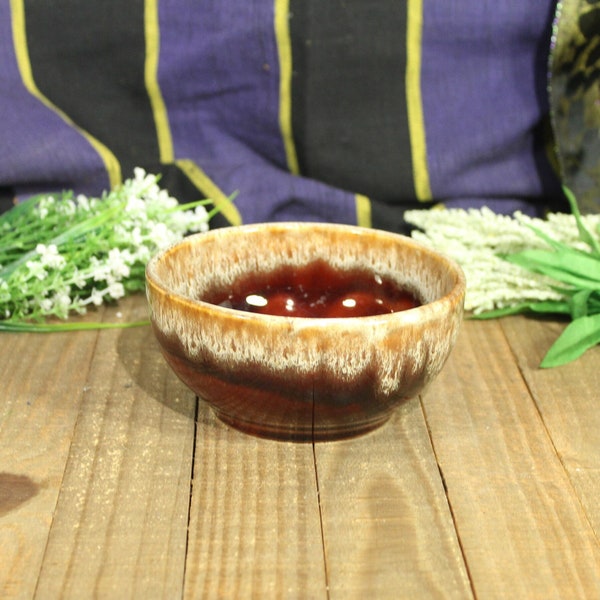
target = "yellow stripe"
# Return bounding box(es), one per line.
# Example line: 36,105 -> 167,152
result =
274,0 -> 300,174
10,0 -> 121,189
355,194 -> 372,228
144,0 -> 174,163
406,0 -> 431,201
175,159 -> 243,226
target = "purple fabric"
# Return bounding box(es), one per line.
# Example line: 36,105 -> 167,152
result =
0,4 -> 109,197
421,1 -> 559,208
0,1 -> 562,223
157,0 -> 358,224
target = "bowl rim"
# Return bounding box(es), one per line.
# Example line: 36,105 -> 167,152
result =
145,221 -> 466,324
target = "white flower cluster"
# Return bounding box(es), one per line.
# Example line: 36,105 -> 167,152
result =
404,207 -> 600,314
0,168 -> 212,322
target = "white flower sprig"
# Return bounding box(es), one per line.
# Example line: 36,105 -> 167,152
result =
405,206 -> 600,314
0,168 -> 219,331
405,196 -> 600,367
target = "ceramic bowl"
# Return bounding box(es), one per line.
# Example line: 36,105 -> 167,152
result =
146,222 -> 465,442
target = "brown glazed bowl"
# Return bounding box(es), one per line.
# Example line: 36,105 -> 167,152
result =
146,222 -> 465,442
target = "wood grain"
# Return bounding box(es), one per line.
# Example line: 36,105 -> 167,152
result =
421,319 -> 600,599
184,406 -> 326,599
500,316 -> 600,535
0,324 -> 99,600
2,296 -> 600,598
34,302 -> 196,599
314,400 -> 473,599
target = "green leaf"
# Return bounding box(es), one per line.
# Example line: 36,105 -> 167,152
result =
519,222 -> 570,253
506,249 -> 600,288
587,293 -> 600,314
563,186 -> 600,256
540,313 -> 600,368
0,319 -> 150,333
0,200 -> 124,280
568,289 -> 594,319
470,300 -> 571,320
0,193 -> 48,227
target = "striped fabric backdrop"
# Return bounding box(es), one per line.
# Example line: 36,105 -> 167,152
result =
2,1 -> 571,230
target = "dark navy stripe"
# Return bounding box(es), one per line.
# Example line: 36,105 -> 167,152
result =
289,0 -> 415,207
24,1 -> 157,181
0,188 -> 14,214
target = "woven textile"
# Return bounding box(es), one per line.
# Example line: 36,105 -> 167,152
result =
1,1 -> 597,229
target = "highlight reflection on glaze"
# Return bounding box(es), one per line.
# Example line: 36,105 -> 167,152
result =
207,261 -> 421,318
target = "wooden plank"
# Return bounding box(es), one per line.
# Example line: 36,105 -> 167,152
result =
421,319 -> 600,599
184,407 -> 327,599
314,400 -> 473,599
500,316 -> 600,534
34,298 -> 196,599
0,324 -> 99,600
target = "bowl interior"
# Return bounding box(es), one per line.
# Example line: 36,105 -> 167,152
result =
148,222 -> 461,311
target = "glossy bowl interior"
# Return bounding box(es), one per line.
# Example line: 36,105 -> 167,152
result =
146,222 -> 465,442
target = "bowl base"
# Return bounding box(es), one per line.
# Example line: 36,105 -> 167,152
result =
213,409 -> 391,443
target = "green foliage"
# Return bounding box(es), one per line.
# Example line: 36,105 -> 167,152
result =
473,187 -> 600,368
0,169 -> 216,332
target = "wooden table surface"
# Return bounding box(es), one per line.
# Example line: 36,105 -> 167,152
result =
1,294 -> 599,599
